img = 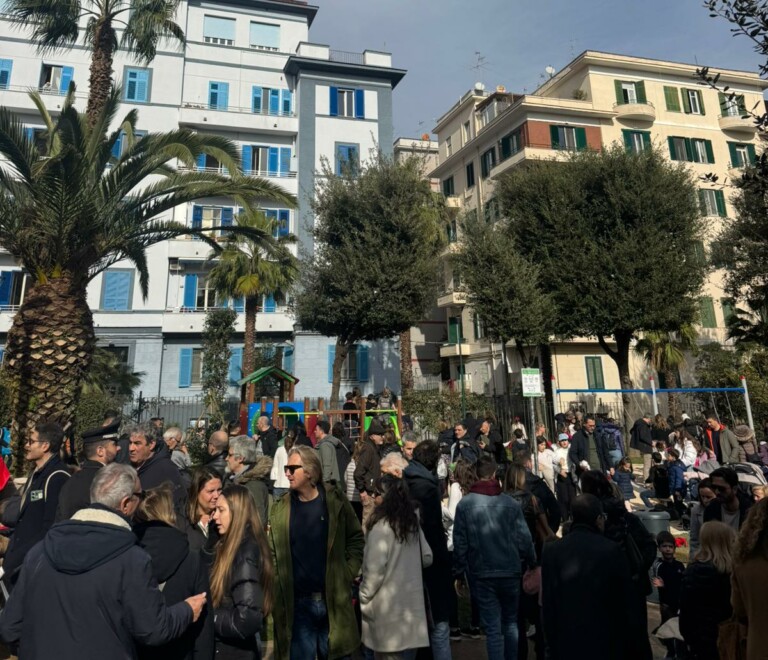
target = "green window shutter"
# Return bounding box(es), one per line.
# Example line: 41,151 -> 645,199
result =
622,129 -> 633,150
682,89 -> 692,114
721,298 -> 735,326
747,144 -> 757,164
636,81 -> 647,104
614,80 -> 624,105
668,137 -> 678,160
585,357 -> 605,390
719,93 -> 728,115
642,131 -> 652,150
727,142 -> 739,166
575,127 -> 587,150
684,138 -> 694,162
700,296 -> 717,328
550,125 -> 560,149
698,190 -> 707,214
737,95 -> 747,113
704,140 -> 715,164
664,86 -> 680,112
715,190 -> 726,217
698,90 -> 706,115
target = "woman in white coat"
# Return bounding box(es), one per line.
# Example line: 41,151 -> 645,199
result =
360,474 -> 433,660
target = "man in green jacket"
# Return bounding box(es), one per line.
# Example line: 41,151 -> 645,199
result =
269,444 -> 364,660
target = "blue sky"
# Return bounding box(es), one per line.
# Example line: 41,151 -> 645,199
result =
309,0 -> 765,139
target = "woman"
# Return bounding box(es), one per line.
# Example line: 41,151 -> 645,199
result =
673,429 -> 697,468
732,498 -> 768,660
184,467 -> 223,559
536,436 -> 556,493
380,429 -> 401,459
270,428 -> 295,499
679,521 -> 736,660
135,486 -> 214,660
211,485 -> 273,660
689,478 -> 716,559
652,414 -> 670,450
345,439 -> 363,522
360,474 -> 432,659
553,433 -> 576,520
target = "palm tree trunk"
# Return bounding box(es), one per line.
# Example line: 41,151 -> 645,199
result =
399,329 -> 413,396
664,368 -> 681,422
86,20 -> 116,127
241,295 -> 258,403
331,339 -> 350,406
4,274 -> 94,474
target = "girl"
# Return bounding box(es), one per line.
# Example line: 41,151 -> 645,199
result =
612,457 -> 635,511
211,484 -> 273,660
536,436 -> 556,493
184,467 -> 222,559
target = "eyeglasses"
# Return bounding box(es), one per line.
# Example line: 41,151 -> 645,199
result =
23,440 -> 42,446
284,465 -> 304,475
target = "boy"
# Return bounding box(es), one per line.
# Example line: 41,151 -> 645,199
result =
652,531 -> 685,659
640,451 -> 667,509
666,447 -> 686,519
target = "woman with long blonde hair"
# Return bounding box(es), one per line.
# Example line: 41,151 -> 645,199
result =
211,484 -> 273,659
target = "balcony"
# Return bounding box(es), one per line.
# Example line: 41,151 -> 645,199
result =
445,196 -> 462,209
177,165 -> 297,180
437,290 -> 468,308
179,103 -> 298,135
718,114 -> 757,134
490,143 -> 572,179
613,101 -> 656,121
162,307 -> 294,334
439,342 -> 471,359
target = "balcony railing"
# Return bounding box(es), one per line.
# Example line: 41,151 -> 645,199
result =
329,49 -> 366,65
178,165 -> 297,179
181,101 -> 295,118
174,305 -> 284,314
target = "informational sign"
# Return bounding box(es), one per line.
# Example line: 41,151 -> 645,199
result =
522,368 -> 543,397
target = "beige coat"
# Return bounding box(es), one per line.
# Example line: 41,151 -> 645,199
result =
360,520 -> 433,653
732,551 -> 768,660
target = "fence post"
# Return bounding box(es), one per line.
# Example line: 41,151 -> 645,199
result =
272,396 -> 280,430
650,377 -> 659,416
741,376 -> 755,431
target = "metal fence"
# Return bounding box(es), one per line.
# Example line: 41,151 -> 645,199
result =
122,393 -> 240,428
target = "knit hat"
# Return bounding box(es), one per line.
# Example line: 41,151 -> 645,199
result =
558,433 -> 569,442
733,424 -> 755,442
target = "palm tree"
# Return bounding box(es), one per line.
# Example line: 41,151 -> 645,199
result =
726,300 -> 768,346
6,0 -> 185,124
634,324 -> 698,421
206,209 -> 298,397
0,87 -> 295,467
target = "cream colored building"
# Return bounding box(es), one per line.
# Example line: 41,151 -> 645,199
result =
429,50 -> 767,414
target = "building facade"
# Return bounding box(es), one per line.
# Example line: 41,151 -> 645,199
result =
0,0 -> 405,401
429,51 -> 767,413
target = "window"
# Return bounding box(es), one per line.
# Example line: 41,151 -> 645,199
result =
721,298 -> 735,326
101,271 -> 133,311
692,138 -> 714,164
335,143 -> 360,176
668,137 -> 714,163
39,64 -> 74,95
442,176 -> 454,197
499,129 -> 522,160
190,206 -> 234,238
208,81 -> 229,110
466,162 -> 475,188
550,125 -> 587,151
103,345 -> 130,365
728,142 -> 756,168
196,276 -> 219,310
585,356 -> 605,390
446,136 -> 453,158
0,59 -> 12,90
252,87 -> 292,115
719,92 -> 746,118
700,296 -> 717,328
203,15 -> 235,45
24,128 -> 49,156
689,240 -> 707,268
0,270 -> 29,309
448,316 -> 463,344
178,348 -> 204,388
124,68 -> 150,103
110,129 -> 146,159
327,344 -> 369,382
668,137 -> 689,161
480,147 -> 496,178
196,153 -> 226,173
614,80 -> 646,105
463,120 -> 471,145
622,129 -> 651,154
473,314 -> 485,340
446,218 -> 458,243
699,189 -> 726,217
241,145 -> 291,176
265,209 -> 291,237
664,86 -> 681,112
329,86 -> 364,119
683,89 -> 705,115
249,21 -> 280,51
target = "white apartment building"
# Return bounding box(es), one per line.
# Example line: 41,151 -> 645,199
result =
0,0 -> 405,400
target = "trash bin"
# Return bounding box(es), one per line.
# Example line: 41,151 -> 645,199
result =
635,509 -> 670,537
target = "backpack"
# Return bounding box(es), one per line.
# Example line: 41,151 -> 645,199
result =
652,464 -> 670,499
597,424 -> 623,452
335,441 -> 351,490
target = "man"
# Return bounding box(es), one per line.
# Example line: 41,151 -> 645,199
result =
103,410 -> 131,464
401,430 -> 418,461
453,455 -> 536,660
452,422 -> 479,464
150,417 -> 165,436
55,422 -> 119,521
596,416 -> 624,468
205,429 -> 229,477
477,418 -> 503,463
514,450 -> 562,536
314,419 -> 342,484
226,435 -> 272,526
269,445 -> 364,660
164,427 -> 192,471
256,415 -> 279,458
704,412 -> 740,464
541,494 -> 633,660
3,422 -> 70,587
704,466 -> 754,530
569,414 -> 612,475
630,413 -> 654,479
0,463 -> 206,659
404,440 -> 453,660
354,419 -> 385,527
128,423 -> 185,511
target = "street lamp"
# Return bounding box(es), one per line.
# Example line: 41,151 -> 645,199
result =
457,304 -> 466,419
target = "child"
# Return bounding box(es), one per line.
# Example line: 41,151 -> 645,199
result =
640,451 -> 668,509
612,457 -> 635,511
667,447 -> 686,518
536,436 -> 556,493
653,531 -> 685,659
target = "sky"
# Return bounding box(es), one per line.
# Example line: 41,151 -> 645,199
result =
308,0 -> 766,139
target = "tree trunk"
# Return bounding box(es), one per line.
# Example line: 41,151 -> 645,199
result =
399,329 -> 413,397
241,295 -> 258,404
4,274 -> 95,474
330,339 -> 350,406
664,367 -> 681,422
500,337 -> 512,395
86,20 -> 115,127
598,331 -> 634,429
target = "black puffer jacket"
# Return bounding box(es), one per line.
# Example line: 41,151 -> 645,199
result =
214,535 -> 266,660
679,561 -> 732,660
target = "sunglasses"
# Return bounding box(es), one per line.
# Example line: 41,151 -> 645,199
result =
284,465 -> 304,475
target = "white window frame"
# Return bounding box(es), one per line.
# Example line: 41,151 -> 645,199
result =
733,144 -> 749,167
341,346 -> 358,381
700,189 -> 718,216
621,82 -> 637,104
688,90 -> 702,115
692,139 -> 709,164
446,135 -> 452,158
630,132 -> 645,154
558,126 -> 577,150
195,275 -> 219,310
463,120 -> 471,145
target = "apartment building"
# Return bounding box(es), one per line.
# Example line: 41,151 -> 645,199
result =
0,0 -> 405,400
429,51 -> 767,410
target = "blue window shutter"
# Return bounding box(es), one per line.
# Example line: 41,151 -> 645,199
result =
135,70 -> 149,102
102,271 -> 132,310
0,272 -> 12,306
196,153 -> 206,170
328,345 -> 335,382
192,205 -> 203,229
329,86 -> 338,116
221,207 -> 234,226
281,89 -> 292,114
278,209 -> 290,236
179,348 -> 193,388
264,293 -> 276,313
233,297 -> 244,312
355,88 -> 365,119
24,127 -> 34,143
60,66 -> 74,95
219,82 -> 229,110
268,147 -> 279,175
279,147 -> 291,176
183,274 -> 198,308
229,347 -> 243,384
283,346 -> 294,374
0,348 -> 4,365
252,86 -> 263,113
242,145 -> 252,174
111,132 -> 123,159
357,344 -> 369,382
269,88 -> 280,115
0,60 -> 12,89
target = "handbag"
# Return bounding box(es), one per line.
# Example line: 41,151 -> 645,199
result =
717,616 -> 747,660
522,566 -> 541,595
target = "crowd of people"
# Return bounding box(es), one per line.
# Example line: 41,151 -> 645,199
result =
0,405 -> 765,660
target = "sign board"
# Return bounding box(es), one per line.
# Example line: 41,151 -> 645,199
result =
522,368 -> 543,397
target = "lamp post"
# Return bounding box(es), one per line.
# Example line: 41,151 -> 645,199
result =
457,305 -> 466,419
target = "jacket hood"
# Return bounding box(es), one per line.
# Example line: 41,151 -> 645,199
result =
319,435 -> 341,449
404,459 -> 437,484
685,559 -> 726,586
236,456 -> 273,482
134,520 -> 189,583
44,505 -> 137,575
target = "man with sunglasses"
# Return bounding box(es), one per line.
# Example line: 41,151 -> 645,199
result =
703,466 -> 754,530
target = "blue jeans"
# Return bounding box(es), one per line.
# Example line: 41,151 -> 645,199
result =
608,449 -> 623,469
640,488 -> 655,508
430,620 -> 451,660
291,597 -> 332,660
474,577 -> 520,660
